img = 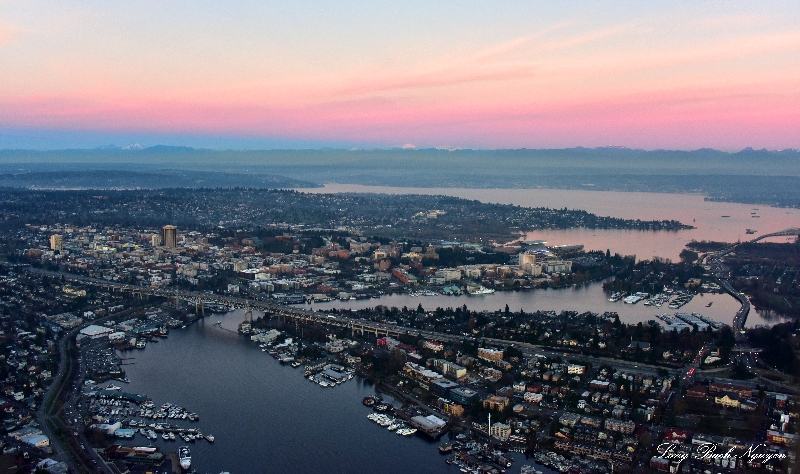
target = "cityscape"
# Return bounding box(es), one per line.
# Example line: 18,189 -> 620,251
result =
1,2 -> 799,474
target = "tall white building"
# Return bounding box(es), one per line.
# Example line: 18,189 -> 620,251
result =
49,234 -> 63,251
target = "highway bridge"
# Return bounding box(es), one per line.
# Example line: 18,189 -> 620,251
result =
709,227 -> 800,260
23,266 -> 677,377
25,267 -> 457,342
704,227 -> 800,335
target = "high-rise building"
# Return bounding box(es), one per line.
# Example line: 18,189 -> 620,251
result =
161,225 -> 178,248
50,234 -> 63,251
151,234 -> 161,247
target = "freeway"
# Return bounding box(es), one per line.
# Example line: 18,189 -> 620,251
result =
703,228 -> 800,336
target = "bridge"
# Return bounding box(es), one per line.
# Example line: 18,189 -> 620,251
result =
709,227 -> 800,260
24,267 -> 454,342
703,227 -> 800,335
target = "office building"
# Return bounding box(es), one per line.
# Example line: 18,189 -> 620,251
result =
161,225 -> 178,248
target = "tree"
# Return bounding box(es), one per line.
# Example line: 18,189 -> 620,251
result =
674,396 -> 688,416
638,431 -> 653,448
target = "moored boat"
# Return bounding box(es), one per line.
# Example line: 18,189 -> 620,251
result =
179,446 -> 191,470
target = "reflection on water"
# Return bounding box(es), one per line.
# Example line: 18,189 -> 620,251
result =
299,185 -> 800,262
307,280 -> 786,328
120,316 -> 459,474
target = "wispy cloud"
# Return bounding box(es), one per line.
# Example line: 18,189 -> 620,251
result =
326,21 -> 630,98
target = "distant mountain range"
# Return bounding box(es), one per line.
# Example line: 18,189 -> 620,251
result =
0,169 -> 319,190
1,146 -> 799,206
77,144 -> 800,156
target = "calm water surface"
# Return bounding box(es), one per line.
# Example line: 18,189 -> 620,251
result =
299,185 -> 800,263
119,187 -> 796,471
120,313 -> 543,474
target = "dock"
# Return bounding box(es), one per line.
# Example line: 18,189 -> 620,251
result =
166,452 -> 182,473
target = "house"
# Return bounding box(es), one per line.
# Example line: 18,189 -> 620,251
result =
708,382 -> 752,398
685,384 -> 708,398
483,395 -> 509,411
627,341 -> 651,351
478,347 -> 504,362
714,391 -> 740,408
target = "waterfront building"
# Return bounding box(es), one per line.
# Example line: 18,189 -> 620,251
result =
403,362 -> 443,385
489,422 -> 511,440
161,225 -> 178,248
50,234 -> 63,251
80,325 -> 114,339
409,414 -> 447,437
543,260 -> 572,273
434,268 -> 462,282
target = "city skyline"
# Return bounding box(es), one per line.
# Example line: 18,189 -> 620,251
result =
1,1 -> 799,151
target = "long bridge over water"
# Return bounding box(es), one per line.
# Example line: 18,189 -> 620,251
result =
25,267 -> 456,342
23,264 -> 799,392
703,227 -> 800,335
708,227 -> 800,261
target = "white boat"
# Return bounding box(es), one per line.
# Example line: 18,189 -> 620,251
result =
205,434 -> 215,442
468,286 -> 495,295
179,446 -> 191,470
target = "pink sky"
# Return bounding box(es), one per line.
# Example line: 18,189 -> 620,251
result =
1,2 -> 798,149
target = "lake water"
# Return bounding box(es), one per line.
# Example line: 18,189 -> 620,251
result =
118,186 -> 796,471
298,184 -> 800,263
306,282 -> 760,326
294,185 -> 798,327
119,312 -> 544,474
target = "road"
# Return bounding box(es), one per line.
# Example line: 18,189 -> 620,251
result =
26,266 -> 677,378
36,301 -> 138,474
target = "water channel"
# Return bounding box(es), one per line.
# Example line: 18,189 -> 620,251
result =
118,187 -> 798,471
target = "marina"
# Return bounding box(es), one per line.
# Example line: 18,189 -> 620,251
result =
69,186 -> 799,471
119,314 -> 508,474
308,278 -> 784,327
